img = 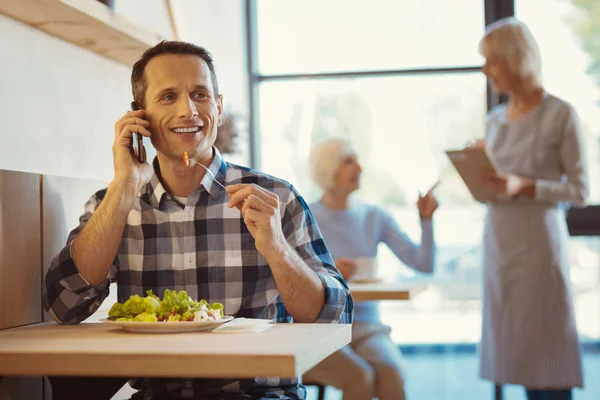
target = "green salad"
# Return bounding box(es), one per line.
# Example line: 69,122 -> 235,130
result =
108,289 -> 224,322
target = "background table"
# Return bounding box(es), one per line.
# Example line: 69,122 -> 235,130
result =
348,281 -> 427,301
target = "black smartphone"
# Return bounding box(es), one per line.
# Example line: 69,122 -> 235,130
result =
130,101 -> 147,163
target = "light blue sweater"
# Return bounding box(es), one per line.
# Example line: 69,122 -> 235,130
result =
310,199 -> 435,324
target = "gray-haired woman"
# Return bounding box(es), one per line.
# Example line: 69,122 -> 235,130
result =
477,17 -> 588,400
303,138 -> 438,400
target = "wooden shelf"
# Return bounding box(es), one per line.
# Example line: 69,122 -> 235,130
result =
0,0 -> 164,66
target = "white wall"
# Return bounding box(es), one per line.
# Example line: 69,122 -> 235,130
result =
0,14 -> 132,182
173,0 -> 251,165
114,0 -> 173,41
115,0 -> 250,115
173,0 -> 249,115
0,0 -> 250,182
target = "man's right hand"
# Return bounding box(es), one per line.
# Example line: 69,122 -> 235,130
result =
334,257 -> 358,282
113,109 -> 154,193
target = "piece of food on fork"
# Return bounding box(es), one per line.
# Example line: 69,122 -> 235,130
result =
182,151 -> 202,168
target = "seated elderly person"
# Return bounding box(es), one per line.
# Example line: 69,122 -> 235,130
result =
303,138 -> 438,400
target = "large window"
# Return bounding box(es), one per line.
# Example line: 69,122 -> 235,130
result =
255,0 -> 484,74
253,0 -> 489,345
258,74 -> 491,343
259,75 -> 487,204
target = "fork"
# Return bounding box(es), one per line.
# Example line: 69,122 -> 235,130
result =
187,158 -> 228,191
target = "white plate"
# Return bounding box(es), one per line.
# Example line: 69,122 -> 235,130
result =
350,278 -> 384,284
100,315 -> 234,333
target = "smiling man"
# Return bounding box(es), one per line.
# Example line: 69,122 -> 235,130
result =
43,41 -> 352,400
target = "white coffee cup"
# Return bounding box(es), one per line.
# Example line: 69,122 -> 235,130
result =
353,257 -> 378,281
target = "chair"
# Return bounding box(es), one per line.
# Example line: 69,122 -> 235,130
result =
303,379 -> 327,400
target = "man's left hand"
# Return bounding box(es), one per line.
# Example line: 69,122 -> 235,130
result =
226,184 -> 288,258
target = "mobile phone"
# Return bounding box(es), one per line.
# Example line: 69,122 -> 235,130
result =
130,101 -> 147,163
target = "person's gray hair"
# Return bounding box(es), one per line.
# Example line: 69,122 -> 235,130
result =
309,138 -> 356,191
479,17 -> 542,89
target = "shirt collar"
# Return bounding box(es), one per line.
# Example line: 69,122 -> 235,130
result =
141,146 -> 228,208
200,146 -> 228,201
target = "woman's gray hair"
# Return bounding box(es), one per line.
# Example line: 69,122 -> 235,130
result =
479,17 -> 542,89
309,138 -> 356,191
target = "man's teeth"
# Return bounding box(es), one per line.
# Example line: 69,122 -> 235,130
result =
172,127 -> 201,133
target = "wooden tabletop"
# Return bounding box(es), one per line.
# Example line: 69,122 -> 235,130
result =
0,322 -> 351,378
348,281 -> 427,302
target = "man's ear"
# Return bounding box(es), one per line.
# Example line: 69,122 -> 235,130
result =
217,94 -> 224,126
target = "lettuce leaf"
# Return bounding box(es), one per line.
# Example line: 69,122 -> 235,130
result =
107,289 -> 224,322
132,312 -> 158,322
210,302 -> 224,317
108,303 -> 125,318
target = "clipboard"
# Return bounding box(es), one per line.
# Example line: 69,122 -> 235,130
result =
445,146 -> 500,203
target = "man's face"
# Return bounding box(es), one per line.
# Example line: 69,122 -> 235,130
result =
143,54 -> 223,162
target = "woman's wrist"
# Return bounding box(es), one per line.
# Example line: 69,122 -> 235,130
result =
519,178 -> 536,198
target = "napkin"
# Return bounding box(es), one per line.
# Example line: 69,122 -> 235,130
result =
212,318 -> 274,333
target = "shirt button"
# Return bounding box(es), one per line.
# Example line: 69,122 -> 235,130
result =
185,380 -> 192,388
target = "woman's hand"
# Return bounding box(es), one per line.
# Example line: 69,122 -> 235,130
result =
481,170 -> 536,198
334,257 -> 358,281
467,139 -> 487,149
468,140 -> 536,199
417,190 -> 439,219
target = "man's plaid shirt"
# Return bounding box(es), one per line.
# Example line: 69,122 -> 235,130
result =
43,149 -> 353,399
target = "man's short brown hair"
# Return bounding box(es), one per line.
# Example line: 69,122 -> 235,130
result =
131,40 -> 219,107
